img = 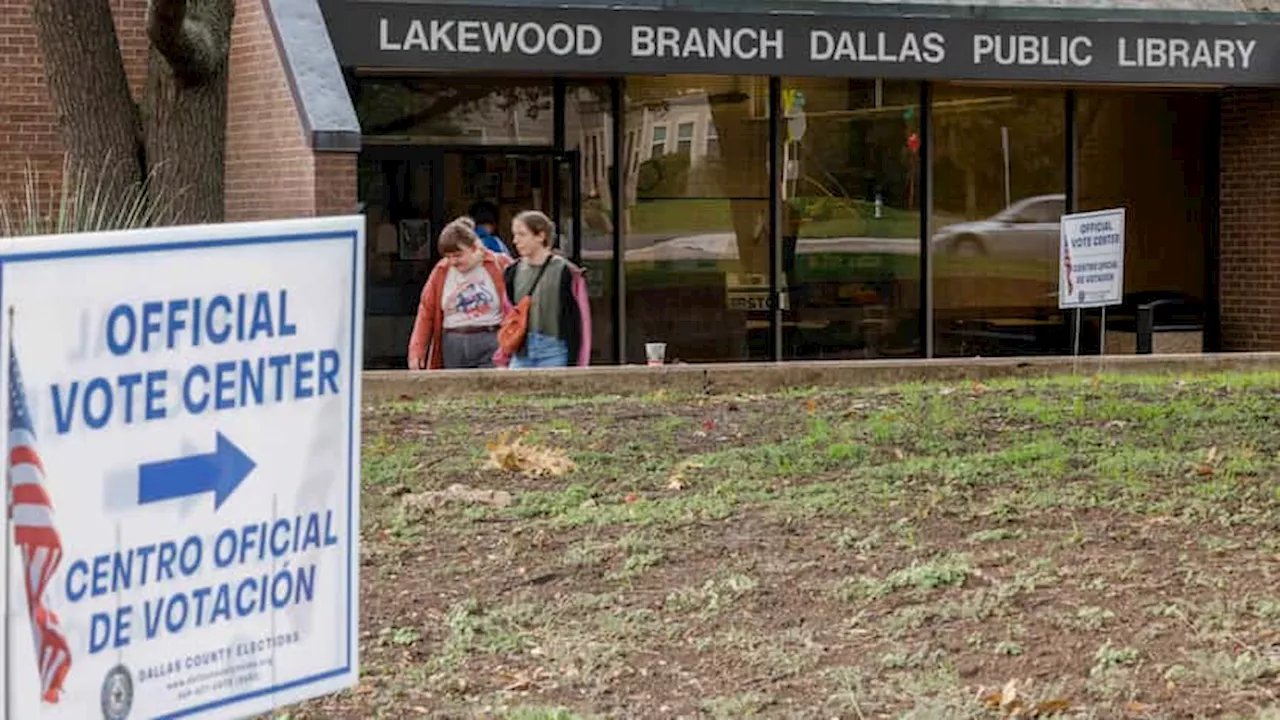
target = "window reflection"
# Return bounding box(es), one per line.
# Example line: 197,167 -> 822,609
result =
349,72 -> 1216,365
353,77 -> 554,146
624,75 -> 771,363
780,78 -> 922,360
564,81 -> 617,364
930,85 -> 1066,357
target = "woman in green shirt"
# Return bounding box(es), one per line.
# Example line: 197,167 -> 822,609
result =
501,210 -> 593,368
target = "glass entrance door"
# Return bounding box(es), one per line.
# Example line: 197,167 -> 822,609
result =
441,150 -> 580,258
360,148 -> 439,369
552,150 -> 583,264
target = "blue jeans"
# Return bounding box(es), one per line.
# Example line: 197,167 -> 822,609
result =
510,332 -> 570,369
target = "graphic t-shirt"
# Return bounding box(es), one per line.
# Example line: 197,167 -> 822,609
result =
441,264 -> 502,329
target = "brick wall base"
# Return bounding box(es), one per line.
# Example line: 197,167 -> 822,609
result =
1219,89 -> 1280,351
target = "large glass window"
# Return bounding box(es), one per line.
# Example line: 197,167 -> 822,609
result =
929,85 -> 1067,357
563,81 -> 617,364
780,78 -> 922,360
1076,90 -> 1211,354
353,77 -> 554,146
623,75 -> 772,363
350,71 -> 1217,366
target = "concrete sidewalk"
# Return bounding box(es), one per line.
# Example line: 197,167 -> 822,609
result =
363,352 -> 1280,401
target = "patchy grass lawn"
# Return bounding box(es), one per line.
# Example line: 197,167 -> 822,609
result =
292,372 -> 1280,719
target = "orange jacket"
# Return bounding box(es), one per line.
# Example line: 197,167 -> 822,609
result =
407,250 -> 514,370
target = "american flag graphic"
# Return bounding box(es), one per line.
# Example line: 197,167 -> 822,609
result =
9,344 -> 72,703
1062,239 -> 1075,296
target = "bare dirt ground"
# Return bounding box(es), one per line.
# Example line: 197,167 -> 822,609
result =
287,372 -> 1280,719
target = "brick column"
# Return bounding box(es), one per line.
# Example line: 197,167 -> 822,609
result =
225,0 -> 357,221
1219,89 -> 1280,351
314,154 -> 357,217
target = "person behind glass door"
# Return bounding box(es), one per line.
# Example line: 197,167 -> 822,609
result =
468,200 -> 511,258
406,217 -> 514,370
497,210 -> 592,369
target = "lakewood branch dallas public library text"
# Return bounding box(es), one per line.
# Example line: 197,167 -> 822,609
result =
318,0 -> 1280,366
328,3 -> 1280,84
376,19 -> 1258,74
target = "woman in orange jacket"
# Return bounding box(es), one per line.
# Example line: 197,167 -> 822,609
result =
406,218 -> 514,370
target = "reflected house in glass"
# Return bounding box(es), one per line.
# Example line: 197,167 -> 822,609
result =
9,0 -> 1274,366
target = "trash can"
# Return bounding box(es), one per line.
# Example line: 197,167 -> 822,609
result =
1104,292 -> 1204,355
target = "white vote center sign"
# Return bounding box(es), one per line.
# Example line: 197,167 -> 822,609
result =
1059,208 -> 1126,310
0,216 -> 364,719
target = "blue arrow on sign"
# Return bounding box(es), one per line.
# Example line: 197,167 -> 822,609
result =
138,432 -> 256,510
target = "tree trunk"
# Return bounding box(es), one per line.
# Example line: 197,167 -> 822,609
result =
144,0 -> 235,224
707,81 -> 770,277
30,0 -> 142,198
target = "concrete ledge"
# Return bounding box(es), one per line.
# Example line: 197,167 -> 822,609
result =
362,352 -> 1280,402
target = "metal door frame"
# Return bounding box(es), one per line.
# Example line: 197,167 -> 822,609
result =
550,149 -> 583,266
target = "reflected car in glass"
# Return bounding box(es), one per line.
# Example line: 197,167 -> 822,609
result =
930,193 -> 1064,259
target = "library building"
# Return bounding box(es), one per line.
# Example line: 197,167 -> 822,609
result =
6,0 -> 1280,368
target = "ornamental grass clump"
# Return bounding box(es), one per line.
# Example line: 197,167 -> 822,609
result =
1,155 -> 177,238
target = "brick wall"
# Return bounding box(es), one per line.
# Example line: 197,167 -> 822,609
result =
0,0 -> 59,203
224,0 -> 318,220
0,0 -> 147,205
1219,89 -> 1280,351
314,153 -> 357,216
111,0 -> 148,95
0,0 -> 355,223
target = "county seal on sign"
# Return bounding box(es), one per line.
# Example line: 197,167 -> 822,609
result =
100,665 -> 134,720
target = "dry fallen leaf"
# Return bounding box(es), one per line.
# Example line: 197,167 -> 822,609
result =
402,484 -> 513,512
483,430 -> 576,477
1000,678 -> 1020,709
665,460 -> 703,491
1034,698 -> 1071,714
503,673 -> 532,691
1125,700 -> 1153,714
980,679 -> 1067,717
804,398 -> 818,414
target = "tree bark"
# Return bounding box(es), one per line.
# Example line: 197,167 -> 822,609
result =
31,0 -> 142,199
144,0 -> 235,224
707,81 -> 771,277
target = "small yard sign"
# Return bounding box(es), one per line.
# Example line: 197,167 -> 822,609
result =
1059,207 -> 1126,309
